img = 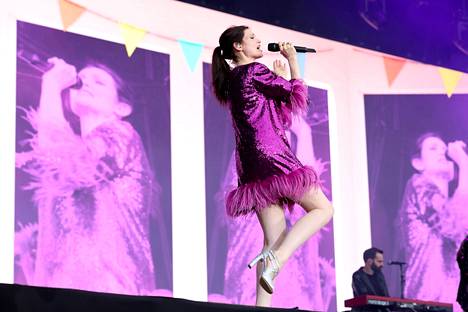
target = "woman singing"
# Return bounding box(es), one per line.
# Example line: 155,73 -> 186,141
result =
15,58 -> 156,295
399,133 -> 467,311
211,26 -> 334,307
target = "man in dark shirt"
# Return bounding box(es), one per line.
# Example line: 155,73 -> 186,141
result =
352,247 -> 389,297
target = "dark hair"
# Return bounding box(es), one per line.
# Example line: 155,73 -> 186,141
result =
62,60 -> 134,134
211,25 -> 248,104
82,61 -> 134,107
412,132 -> 443,159
363,247 -> 383,262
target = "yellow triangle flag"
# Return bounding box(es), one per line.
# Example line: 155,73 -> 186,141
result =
383,56 -> 406,86
438,67 -> 463,98
58,0 -> 86,31
119,23 -> 146,57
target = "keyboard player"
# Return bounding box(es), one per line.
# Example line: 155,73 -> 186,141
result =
352,248 -> 389,302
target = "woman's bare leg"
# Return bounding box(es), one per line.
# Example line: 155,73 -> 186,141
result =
253,187 -> 333,306
275,187 -> 333,269
255,204 -> 287,307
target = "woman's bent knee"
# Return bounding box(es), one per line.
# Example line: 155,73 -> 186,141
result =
325,202 -> 334,221
299,187 -> 333,213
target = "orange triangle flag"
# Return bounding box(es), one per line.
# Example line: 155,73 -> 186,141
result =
59,0 -> 86,31
383,56 -> 406,86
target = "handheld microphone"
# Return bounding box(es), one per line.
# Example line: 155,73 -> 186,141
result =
17,49 -> 82,89
18,49 -> 53,73
268,43 -> 316,53
388,261 -> 406,265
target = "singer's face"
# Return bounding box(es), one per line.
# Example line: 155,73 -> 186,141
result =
70,66 -> 120,117
240,28 -> 263,59
418,136 -> 453,174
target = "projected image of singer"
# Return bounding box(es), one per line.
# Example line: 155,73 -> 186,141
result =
398,133 -> 467,308
15,57 -> 157,295
352,248 -> 389,297
211,25 -> 333,307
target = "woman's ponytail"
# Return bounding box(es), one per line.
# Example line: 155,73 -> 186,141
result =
211,46 -> 231,104
211,25 -> 248,105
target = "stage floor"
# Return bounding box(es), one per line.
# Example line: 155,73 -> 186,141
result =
0,283 -> 315,312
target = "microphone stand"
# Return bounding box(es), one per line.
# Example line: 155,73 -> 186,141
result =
396,263 -> 406,299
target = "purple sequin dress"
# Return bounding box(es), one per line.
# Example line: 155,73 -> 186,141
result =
15,110 -> 156,295
226,62 -> 319,217
400,174 -> 467,311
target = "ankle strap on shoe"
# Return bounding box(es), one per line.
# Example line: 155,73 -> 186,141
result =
267,250 -> 280,273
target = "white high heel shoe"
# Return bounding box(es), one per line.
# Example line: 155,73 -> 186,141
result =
248,250 -> 280,294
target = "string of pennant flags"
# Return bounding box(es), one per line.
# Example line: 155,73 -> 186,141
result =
58,0 -> 204,72
59,0 -> 464,97
382,55 -> 464,97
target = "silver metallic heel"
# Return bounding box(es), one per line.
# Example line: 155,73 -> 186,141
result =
248,251 -> 266,269
259,250 -> 280,294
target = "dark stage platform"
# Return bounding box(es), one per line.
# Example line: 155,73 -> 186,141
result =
0,283 -> 313,312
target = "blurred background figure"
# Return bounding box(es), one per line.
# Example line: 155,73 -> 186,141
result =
15,59 -> 158,295
399,133 -> 467,311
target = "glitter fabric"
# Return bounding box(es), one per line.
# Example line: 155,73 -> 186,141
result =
400,173 -> 467,310
16,110 -> 156,295
226,62 -> 319,217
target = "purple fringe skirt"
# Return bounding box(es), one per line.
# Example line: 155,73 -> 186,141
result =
226,166 -> 320,217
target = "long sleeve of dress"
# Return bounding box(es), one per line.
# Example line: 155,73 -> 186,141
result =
252,62 -> 309,118
402,182 -> 433,249
19,108 -> 150,199
17,108 -> 156,294
402,174 -> 464,305
402,175 -> 465,247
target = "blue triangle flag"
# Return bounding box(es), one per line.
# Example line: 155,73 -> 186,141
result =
297,53 -> 306,78
178,39 -> 204,72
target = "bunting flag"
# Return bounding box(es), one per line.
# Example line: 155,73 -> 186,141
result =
178,39 -> 204,72
58,1 -> 466,99
118,23 -> 147,57
383,56 -> 406,86
297,53 -> 306,78
58,0 -> 86,31
438,67 -> 463,98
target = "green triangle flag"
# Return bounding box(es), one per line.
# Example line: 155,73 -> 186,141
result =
178,39 -> 204,72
